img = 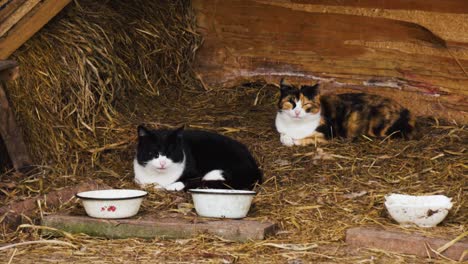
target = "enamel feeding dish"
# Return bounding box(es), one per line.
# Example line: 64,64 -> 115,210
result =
76,189 -> 147,219
384,193 -> 453,227
189,189 -> 256,219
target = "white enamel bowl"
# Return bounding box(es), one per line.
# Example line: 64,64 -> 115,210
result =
384,193 -> 453,227
76,189 -> 147,219
189,189 -> 256,219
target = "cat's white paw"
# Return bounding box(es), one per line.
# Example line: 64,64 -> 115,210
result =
202,170 -> 225,181
165,181 -> 185,191
280,133 -> 294,146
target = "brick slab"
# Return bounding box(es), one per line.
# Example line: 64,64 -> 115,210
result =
0,180 -> 110,229
346,227 -> 467,261
42,214 -> 277,241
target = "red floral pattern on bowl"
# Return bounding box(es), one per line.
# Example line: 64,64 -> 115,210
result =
100,205 -> 117,212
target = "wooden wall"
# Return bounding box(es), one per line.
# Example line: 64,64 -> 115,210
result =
192,0 -> 468,123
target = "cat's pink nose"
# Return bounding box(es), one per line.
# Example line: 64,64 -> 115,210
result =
160,160 -> 166,167
294,110 -> 300,116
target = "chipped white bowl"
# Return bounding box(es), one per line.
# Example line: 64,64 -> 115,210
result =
189,189 -> 256,219
76,189 -> 147,219
384,193 -> 452,227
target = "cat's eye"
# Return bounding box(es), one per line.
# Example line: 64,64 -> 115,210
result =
304,106 -> 319,113
282,102 -> 293,110
303,102 -> 318,111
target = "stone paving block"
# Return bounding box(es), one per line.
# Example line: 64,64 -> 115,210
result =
346,227 -> 467,261
42,214 -> 277,242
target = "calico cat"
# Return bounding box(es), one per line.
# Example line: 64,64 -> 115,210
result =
275,79 -> 416,146
134,125 -> 262,191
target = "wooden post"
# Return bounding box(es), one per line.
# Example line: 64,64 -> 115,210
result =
0,60 -> 32,172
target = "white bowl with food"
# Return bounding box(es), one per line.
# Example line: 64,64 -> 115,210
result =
189,189 -> 256,219
384,193 -> 453,227
76,189 -> 147,219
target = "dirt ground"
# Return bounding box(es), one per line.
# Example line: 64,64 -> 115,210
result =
0,85 -> 466,263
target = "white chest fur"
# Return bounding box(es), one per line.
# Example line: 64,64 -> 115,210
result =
275,111 -> 321,139
134,157 -> 185,188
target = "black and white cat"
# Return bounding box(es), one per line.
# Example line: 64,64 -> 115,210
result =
134,125 -> 262,191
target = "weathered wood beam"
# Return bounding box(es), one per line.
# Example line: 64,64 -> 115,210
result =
0,0 -> 28,23
289,0 -> 468,14
192,0 -> 468,122
0,0 -> 41,38
0,0 -> 71,59
0,59 -> 17,72
0,60 -> 31,172
0,59 -> 18,80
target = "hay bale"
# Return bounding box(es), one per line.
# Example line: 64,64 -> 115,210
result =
7,0 -> 201,176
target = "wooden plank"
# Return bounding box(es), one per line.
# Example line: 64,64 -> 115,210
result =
0,0 -> 71,59
290,0 -> 468,14
0,0 -> 41,38
0,81 -> 31,171
0,59 -> 16,72
346,227 -> 468,261
42,214 -> 278,241
192,0 -> 468,123
0,59 -> 18,81
0,135 -> 12,171
0,59 -> 17,172
0,0 -> 10,7
0,0 -> 28,23
0,180 -> 110,229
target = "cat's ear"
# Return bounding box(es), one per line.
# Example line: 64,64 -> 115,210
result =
174,125 -> 185,138
137,125 -> 150,137
169,125 -> 185,143
279,78 -> 294,96
300,83 -> 320,98
280,78 -> 287,87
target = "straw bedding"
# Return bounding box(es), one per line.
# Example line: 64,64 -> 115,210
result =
0,0 -> 466,263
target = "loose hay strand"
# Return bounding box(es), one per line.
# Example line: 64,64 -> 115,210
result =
0,240 -> 78,251
437,231 -> 468,253
6,248 -> 16,264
